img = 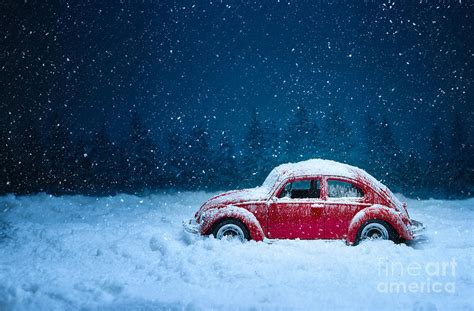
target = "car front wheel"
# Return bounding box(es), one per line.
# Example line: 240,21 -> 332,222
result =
212,219 -> 250,242
356,220 -> 398,244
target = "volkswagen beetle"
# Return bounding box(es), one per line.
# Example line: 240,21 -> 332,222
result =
184,159 -> 425,245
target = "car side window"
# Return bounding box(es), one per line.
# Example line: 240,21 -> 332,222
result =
327,180 -> 364,198
279,179 -> 321,199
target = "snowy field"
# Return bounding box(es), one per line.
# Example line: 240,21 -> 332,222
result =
0,192 -> 473,311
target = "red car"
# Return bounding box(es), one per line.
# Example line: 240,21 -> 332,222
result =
184,159 -> 425,245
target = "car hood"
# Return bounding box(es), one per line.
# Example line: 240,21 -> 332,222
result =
202,187 -> 269,209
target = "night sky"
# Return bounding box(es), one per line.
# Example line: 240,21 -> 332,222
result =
2,1 -> 473,149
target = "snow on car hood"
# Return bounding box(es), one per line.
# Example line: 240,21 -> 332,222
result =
202,187 -> 269,208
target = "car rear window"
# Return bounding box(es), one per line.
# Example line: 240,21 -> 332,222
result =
327,180 -> 364,198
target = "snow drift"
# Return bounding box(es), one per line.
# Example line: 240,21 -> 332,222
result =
0,192 -> 473,310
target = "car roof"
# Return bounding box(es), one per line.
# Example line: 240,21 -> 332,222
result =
261,159 -> 404,214
271,159 -> 386,192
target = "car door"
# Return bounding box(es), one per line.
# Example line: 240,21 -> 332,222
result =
267,178 -> 324,239
322,177 -> 371,239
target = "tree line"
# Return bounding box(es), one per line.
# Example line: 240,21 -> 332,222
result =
0,108 -> 472,198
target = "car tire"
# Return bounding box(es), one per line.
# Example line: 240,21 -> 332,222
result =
212,219 -> 250,242
355,219 -> 399,245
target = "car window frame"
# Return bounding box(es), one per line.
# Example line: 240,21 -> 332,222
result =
325,176 -> 366,201
274,176 -> 323,202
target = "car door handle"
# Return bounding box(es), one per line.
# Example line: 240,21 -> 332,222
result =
310,204 -> 324,208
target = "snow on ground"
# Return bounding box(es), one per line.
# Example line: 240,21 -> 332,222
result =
0,192 -> 473,310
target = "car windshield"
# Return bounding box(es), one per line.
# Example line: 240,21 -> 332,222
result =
261,168 -> 282,192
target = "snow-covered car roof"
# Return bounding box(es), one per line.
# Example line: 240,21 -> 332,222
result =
262,159 -> 392,198
260,159 -> 405,214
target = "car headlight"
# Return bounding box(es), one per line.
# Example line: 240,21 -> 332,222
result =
199,211 -> 207,224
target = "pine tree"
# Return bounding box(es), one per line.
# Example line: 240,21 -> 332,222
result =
18,122 -> 45,193
45,113 -> 72,194
446,113 -> 473,197
88,126 -> 114,193
322,107 -> 352,162
365,115 -> 379,167
184,123 -> 212,189
72,137 -> 93,193
284,106 -> 319,162
426,124 -> 448,195
126,111 -> 159,191
241,109 -> 266,186
108,138 -> 128,192
378,115 -> 403,189
0,122 -> 13,194
401,150 -> 424,197
164,123 -> 187,188
363,113 -> 380,173
362,114 -> 403,190
261,119 -> 282,175
213,131 -> 239,189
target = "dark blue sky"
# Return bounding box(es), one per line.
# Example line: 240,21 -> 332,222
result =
1,0 -> 473,150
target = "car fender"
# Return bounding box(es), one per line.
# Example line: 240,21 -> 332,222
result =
200,205 -> 265,241
346,204 -> 412,244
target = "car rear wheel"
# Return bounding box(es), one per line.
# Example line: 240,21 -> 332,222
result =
212,219 -> 250,242
356,220 -> 398,244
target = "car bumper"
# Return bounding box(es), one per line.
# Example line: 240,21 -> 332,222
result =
183,219 -> 200,235
409,219 -> 426,238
